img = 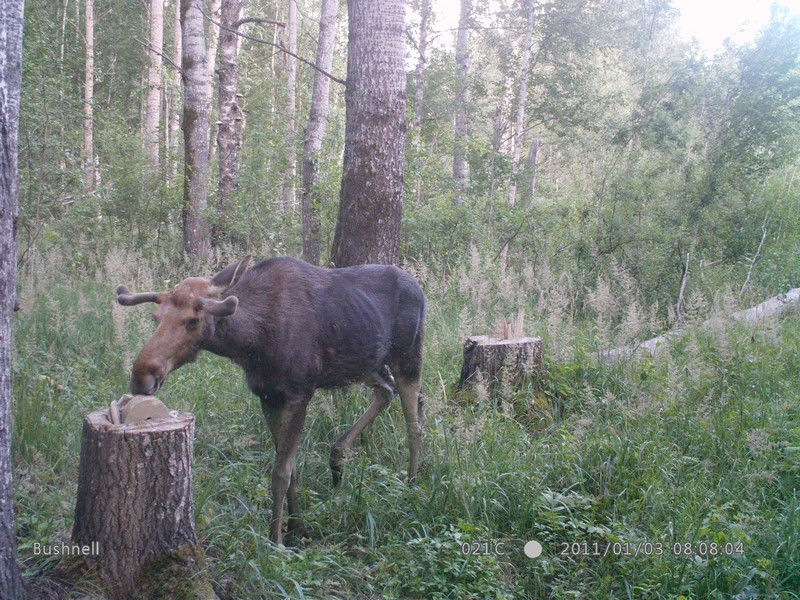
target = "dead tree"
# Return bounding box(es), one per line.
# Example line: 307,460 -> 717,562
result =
214,0 -> 248,246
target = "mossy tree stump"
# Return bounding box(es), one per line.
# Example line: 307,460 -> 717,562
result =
58,399 -> 213,599
458,335 -> 544,390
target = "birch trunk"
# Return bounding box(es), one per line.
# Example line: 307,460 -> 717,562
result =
214,0 -> 248,246
206,0 -> 222,160
169,0 -> 182,179
301,0 -> 340,264
281,0 -> 299,208
182,0 -> 211,263
145,0 -> 164,167
412,0 -> 431,139
83,0 -> 96,190
507,0 -> 535,207
452,0 -> 471,203
329,0 -> 406,267
0,2 -> 26,596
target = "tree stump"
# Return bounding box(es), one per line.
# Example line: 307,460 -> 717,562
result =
57,397 -> 214,599
458,336 -> 544,389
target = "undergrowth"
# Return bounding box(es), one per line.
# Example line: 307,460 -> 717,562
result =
10,248 -> 800,598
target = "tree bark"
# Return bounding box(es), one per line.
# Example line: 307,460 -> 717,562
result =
281,0 -> 298,208
59,407 -> 211,599
214,0 -> 247,247
329,0 -> 406,267
301,0 -> 340,265
459,336 -> 544,389
83,0 -> 95,190
145,0 -> 165,167
182,0 -> 211,263
507,0 -> 535,207
452,0 -> 471,203
0,1 -> 27,596
169,0 -> 182,180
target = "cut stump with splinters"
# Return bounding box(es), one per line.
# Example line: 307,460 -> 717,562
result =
56,398 -> 214,599
458,336 -> 544,390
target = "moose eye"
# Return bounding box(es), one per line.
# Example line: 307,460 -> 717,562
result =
186,317 -> 200,330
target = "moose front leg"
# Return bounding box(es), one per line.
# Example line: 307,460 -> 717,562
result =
261,394 -> 309,545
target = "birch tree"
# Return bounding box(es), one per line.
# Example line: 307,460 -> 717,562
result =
412,0 -> 432,140
452,0 -> 471,203
215,0 -> 248,246
507,0 -> 535,207
168,0 -> 182,179
329,0 -> 406,266
281,0 -> 298,208
301,0 -> 339,264
83,0 -> 95,190
206,0 -> 221,159
144,0 -> 165,167
181,0 -> 211,262
0,1 -> 27,596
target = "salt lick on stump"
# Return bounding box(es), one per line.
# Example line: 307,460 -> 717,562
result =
57,394 -> 214,599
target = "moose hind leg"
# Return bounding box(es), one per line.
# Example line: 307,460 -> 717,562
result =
395,371 -> 423,481
330,384 -> 393,486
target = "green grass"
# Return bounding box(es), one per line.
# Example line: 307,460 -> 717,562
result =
10,252 -> 800,598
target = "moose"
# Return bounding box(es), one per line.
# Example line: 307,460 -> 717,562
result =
116,256 -> 425,545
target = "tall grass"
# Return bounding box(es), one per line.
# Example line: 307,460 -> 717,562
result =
11,247 -> 800,598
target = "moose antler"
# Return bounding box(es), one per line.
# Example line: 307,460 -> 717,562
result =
116,285 -> 165,306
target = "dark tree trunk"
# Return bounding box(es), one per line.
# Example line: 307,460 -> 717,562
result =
59,408 -> 211,599
181,0 -> 211,263
214,0 -> 247,247
329,0 -> 406,267
0,2 -> 27,596
452,0 -> 471,203
301,0 -> 340,265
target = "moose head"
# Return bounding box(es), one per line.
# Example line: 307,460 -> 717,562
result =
116,256 -> 251,395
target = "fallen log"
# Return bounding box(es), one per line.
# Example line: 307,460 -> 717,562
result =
602,287 -> 800,361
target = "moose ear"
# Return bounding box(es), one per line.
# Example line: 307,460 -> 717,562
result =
210,255 -> 252,291
201,296 -> 239,317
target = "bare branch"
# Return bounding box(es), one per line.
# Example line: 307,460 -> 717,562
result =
234,16 -> 285,29
135,38 -> 182,75
201,8 -> 346,86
